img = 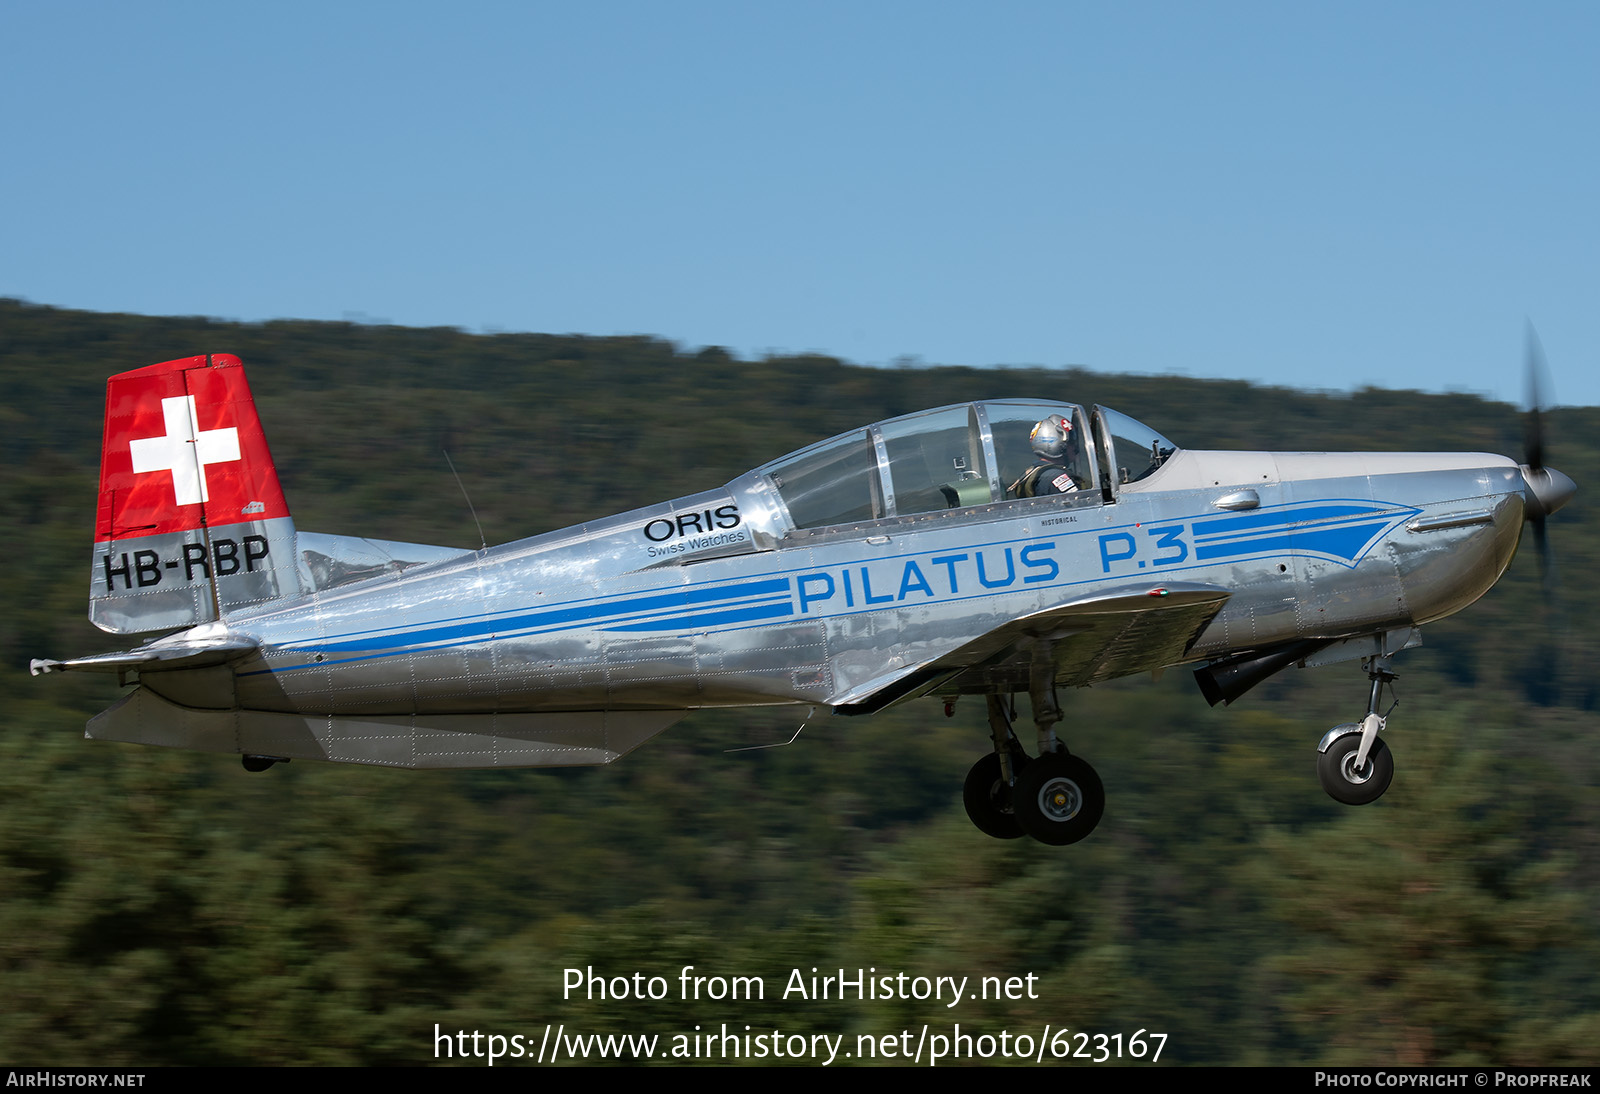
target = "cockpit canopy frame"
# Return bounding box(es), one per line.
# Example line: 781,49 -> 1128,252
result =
725,399 -> 1177,545
1090,405 -> 1180,498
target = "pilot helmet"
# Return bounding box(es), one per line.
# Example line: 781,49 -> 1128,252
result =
1029,414 -> 1075,460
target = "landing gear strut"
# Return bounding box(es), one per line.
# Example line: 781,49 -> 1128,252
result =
962,696 -> 1029,839
963,752 -> 1026,839
962,642 -> 1107,845
1317,656 -> 1397,805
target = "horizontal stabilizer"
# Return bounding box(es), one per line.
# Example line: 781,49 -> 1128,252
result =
31,623 -> 258,676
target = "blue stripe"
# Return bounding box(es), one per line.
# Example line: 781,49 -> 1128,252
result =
604,602 -> 797,632
307,577 -> 793,653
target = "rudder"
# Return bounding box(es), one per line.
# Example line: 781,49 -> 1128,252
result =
91,354 -> 300,633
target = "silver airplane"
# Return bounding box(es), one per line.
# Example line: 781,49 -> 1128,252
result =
33,353 -> 1576,845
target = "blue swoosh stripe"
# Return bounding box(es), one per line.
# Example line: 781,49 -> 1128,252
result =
1191,503 -> 1386,538
1195,520 -> 1395,562
1191,501 -> 1416,565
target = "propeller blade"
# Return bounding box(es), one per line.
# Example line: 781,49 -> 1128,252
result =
1515,323 -> 1571,683
1532,512 -> 1550,587
1524,321 -> 1549,471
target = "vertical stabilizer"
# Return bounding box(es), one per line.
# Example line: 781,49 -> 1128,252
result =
91,354 -> 300,633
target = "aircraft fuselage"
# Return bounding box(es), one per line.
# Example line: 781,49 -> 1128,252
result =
169,451 -> 1525,724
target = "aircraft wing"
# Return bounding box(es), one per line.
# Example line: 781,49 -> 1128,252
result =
831,582 -> 1231,714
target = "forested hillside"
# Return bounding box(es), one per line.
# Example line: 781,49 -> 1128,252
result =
3,298 -> 1596,1066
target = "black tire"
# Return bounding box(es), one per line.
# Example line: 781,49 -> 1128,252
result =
1317,734 -> 1394,805
962,753 -> 1027,839
1014,752 -> 1104,846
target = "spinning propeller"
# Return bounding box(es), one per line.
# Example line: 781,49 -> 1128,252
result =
1518,323 -> 1577,580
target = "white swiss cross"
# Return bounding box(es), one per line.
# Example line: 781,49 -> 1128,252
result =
128,395 -> 241,506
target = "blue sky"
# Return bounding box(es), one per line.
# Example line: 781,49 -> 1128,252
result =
4,2 -> 1596,406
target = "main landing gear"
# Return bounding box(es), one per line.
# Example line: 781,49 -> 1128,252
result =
962,696 -> 1106,846
1316,655 -> 1398,806
960,645 -> 1107,846
1015,751 -> 1105,846
963,748 -> 1027,840
960,647 -> 1405,841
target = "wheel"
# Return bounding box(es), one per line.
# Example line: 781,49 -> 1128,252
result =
241,754 -> 279,772
1317,734 -> 1393,805
963,753 -> 1027,839
1013,752 -> 1105,846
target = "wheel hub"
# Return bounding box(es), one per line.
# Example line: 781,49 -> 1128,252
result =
1038,777 -> 1082,821
1340,752 -> 1375,784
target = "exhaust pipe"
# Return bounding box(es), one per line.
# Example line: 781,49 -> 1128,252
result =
1194,639 -> 1334,707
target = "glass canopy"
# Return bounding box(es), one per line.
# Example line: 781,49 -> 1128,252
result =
754,399 -> 1127,532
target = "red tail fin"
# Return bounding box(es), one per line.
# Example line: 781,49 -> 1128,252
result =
92,355 -> 300,633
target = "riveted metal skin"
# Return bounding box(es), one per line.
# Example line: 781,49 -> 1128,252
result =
43,361 -> 1558,774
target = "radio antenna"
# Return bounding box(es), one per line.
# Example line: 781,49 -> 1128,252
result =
443,450 -> 488,551
724,707 -> 815,753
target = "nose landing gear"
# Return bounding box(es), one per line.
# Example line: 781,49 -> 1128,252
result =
1317,729 -> 1394,805
1317,657 -> 1398,805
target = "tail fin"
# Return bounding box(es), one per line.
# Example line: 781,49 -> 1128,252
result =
91,354 -> 301,633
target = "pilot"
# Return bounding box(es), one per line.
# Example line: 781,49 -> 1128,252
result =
1011,414 -> 1087,497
